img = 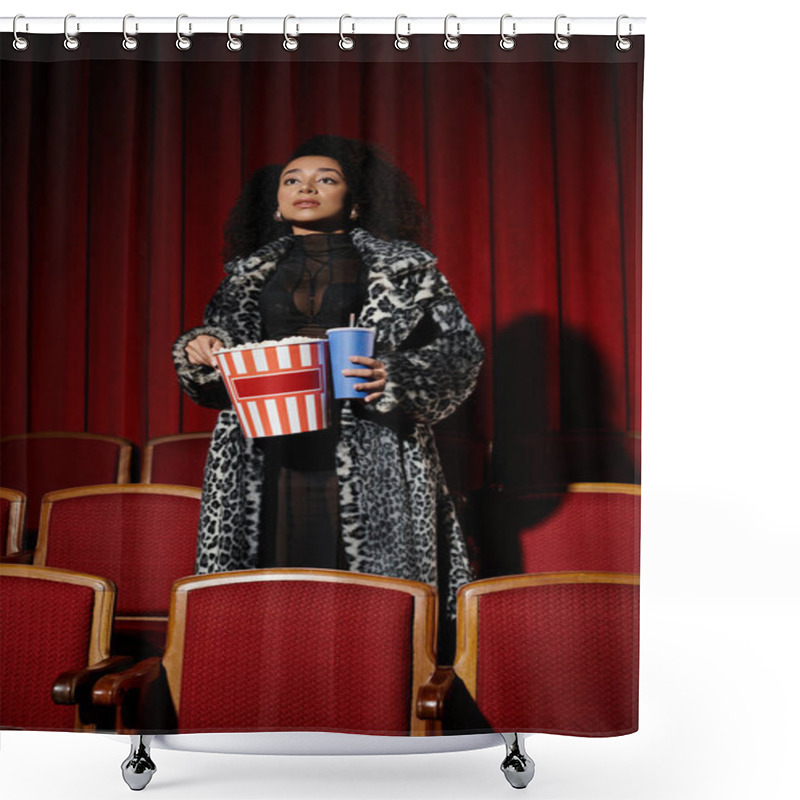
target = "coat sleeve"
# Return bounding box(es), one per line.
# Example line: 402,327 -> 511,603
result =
373,269 -> 485,425
172,275 -> 239,410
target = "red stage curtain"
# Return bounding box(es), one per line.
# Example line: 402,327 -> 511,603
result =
1,35 -> 642,491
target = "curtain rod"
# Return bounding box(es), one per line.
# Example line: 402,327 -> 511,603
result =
1,16 -> 646,37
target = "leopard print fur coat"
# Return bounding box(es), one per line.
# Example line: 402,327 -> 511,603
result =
172,227 -> 484,616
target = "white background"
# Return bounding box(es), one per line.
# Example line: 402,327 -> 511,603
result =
2,1 -> 799,798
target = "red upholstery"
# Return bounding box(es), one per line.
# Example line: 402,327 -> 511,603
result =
38,488 -> 199,615
142,434 -> 211,486
520,489 -> 640,574
0,571 -> 95,730
177,578 -> 415,734
473,582 -> 638,735
0,434 -> 131,540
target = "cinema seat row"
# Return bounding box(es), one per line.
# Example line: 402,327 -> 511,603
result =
1,430 -> 641,552
0,563 -> 639,791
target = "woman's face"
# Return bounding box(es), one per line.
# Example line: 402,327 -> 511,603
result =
276,156 -> 350,236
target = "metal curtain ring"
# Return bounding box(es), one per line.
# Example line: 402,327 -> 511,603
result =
176,14 -> 192,50
394,15 -> 411,51
122,15 -> 138,51
227,15 -> 242,51
64,13 -> 80,51
283,15 -> 299,51
554,14 -> 570,51
283,14 -> 300,50
339,15 -> 355,50
12,15 -> 29,51
616,15 -> 632,51
444,14 -> 460,51
500,14 -> 516,50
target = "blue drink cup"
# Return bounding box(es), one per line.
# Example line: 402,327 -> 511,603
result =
327,327 -> 377,399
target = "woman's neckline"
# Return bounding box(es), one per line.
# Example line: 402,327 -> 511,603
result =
292,231 -> 350,240
291,231 -> 354,255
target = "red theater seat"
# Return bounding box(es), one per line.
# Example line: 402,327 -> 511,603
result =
35,484 -> 201,656
92,569 -> 439,736
420,572 -> 640,737
140,432 -> 212,486
0,433 -> 133,546
0,564 -> 123,731
520,483 -> 641,575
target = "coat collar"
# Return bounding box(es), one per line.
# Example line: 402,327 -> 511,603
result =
225,228 -> 438,351
226,227 -> 436,278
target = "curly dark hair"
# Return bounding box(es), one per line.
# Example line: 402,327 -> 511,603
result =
222,135 -> 428,261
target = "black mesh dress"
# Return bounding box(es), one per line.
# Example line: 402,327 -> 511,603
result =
256,232 -> 368,569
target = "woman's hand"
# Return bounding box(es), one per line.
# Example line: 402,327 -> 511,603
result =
342,356 -> 387,403
185,335 -> 224,368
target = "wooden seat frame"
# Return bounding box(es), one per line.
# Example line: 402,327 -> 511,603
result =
1,487 -> 27,556
567,482 -> 641,496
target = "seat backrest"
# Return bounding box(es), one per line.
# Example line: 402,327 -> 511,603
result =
0,433 -> 133,538
520,483 -> 640,574
0,564 -> 115,731
140,433 -> 212,486
454,572 -> 639,736
162,569 -> 437,735
35,485 -> 201,616
0,487 -> 26,555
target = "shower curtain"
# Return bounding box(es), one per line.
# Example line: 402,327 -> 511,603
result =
1,26 -> 643,742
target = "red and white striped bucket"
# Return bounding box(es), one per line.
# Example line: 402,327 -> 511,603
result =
214,339 -> 330,438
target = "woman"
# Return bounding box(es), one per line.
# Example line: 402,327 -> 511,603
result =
172,135 -> 484,629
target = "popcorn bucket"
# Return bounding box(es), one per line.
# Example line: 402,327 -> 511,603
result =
214,339 -> 330,438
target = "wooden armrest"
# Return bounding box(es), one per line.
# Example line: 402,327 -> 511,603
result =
92,657 -> 163,707
52,656 -> 134,705
0,550 -> 34,564
417,667 -> 456,720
